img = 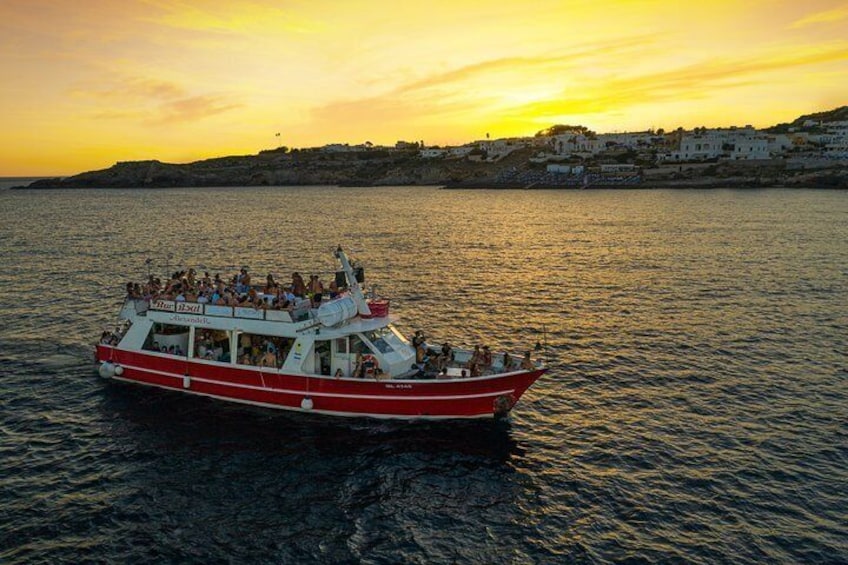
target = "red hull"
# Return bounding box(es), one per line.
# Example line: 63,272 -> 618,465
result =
96,345 -> 545,419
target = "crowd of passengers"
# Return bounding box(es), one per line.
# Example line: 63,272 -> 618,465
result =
410,330 -> 535,379
99,321 -> 131,346
142,328 -> 293,368
126,266 -> 343,312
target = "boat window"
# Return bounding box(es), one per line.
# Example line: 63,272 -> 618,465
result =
350,335 -> 367,355
145,323 -> 189,357
363,328 -> 394,354
387,324 -> 409,344
335,338 -> 348,354
193,329 -> 231,363
235,332 -> 292,369
315,340 -> 331,375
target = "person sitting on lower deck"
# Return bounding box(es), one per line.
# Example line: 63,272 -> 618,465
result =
481,345 -> 493,372
259,350 -> 276,367
441,343 -> 454,364
415,342 -> 430,365
520,351 -> 534,370
361,355 -> 377,379
503,351 -> 514,371
412,330 -> 425,349
353,353 -> 363,378
467,345 -> 481,368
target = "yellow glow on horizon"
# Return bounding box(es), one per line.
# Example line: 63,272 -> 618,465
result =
1,0 -> 846,175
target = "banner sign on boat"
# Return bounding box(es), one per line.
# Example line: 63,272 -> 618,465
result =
234,307 -> 264,320
176,302 -> 203,314
167,313 -> 213,327
151,300 -> 176,312
204,305 -> 234,317
265,310 -> 293,323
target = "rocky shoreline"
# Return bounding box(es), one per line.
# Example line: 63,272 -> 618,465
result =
15,148 -> 507,189
13,146 -> 848,190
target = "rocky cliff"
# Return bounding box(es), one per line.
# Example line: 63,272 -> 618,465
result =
22,148 -> 535,189
16,142 -> 848,190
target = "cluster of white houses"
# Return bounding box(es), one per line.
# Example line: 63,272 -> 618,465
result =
667,121 -> 848,161
313,118 -> 848,165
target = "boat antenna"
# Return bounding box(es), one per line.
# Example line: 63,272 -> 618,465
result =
145,258 -> 152,280
335,245 -> 371,316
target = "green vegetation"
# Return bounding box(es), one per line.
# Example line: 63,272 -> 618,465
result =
534,124 -> 596,138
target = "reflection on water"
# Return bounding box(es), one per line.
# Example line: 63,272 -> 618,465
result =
0,187 -> 846,563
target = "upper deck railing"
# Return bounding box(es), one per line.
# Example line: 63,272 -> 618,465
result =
145,298 -> 307,323
134,296 -> 390,324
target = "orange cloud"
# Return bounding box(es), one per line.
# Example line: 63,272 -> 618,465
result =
78,77 -> 186,101
307,36 -> 658,133
790,5 -> 848,28
306,39 -> 848,139
152,95 -> 242,123
395,35 -> 656,95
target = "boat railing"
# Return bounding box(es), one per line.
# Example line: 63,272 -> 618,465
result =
145,296 -> 389,325
147,299 -> 299,323
119,297 -> 150,320
134,299 -> 150,314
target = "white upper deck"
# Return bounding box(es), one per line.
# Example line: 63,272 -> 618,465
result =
122,296 -> 393,340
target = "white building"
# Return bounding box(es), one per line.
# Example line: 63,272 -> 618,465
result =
552,134 -> 605,155
420,148 -> 446,159
478,139 -> 524,161
596,132 -> 655,149
730,137 -> 769,160
766,134 -> 793,155
667,133 -> 724,161
447,146 -> 474,158
664,126 -> 771,161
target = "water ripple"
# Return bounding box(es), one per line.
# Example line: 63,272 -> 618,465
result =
0,187 -> 846,563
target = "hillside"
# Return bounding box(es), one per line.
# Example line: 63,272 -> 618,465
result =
764,105 -> 848,133
21,147 -> 537,189
14,106 -> 847,189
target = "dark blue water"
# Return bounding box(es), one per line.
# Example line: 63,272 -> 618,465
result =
1,186 -> 846,563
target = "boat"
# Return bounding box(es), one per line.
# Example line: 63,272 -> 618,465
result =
95,246 -> 547,420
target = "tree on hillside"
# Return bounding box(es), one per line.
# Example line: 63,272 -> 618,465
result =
535,124 -> 596,138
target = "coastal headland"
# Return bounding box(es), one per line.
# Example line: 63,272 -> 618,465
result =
16,106 -> 848,190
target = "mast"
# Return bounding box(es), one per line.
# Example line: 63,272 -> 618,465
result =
334,246 -> 371,316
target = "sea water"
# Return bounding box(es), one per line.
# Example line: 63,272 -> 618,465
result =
0,186 -> 845,563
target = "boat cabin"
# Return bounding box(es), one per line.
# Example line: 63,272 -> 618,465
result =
115,296 -> 417,380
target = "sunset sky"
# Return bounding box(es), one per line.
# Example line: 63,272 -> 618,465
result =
1,0 -> 847,176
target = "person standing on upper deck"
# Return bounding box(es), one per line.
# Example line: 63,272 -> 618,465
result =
309,275 -> 324,307
291,272 -> 306,297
